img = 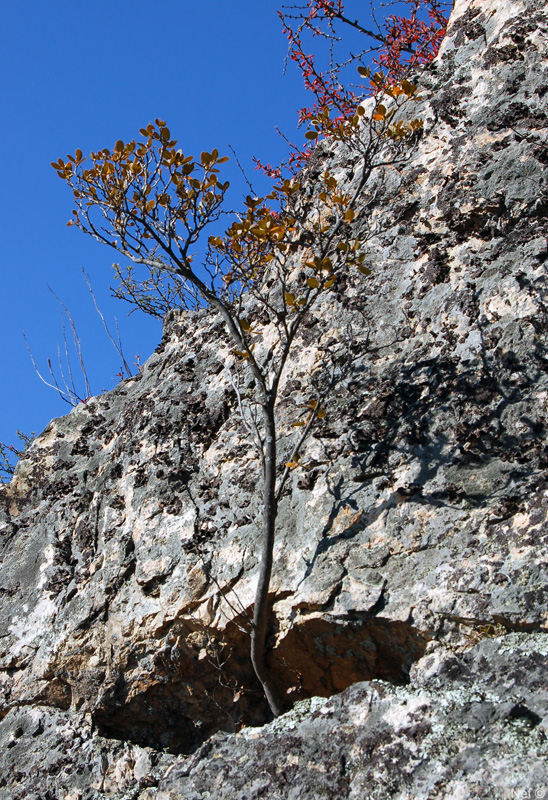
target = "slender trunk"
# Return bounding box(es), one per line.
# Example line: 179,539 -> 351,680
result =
251,400 -> 285,717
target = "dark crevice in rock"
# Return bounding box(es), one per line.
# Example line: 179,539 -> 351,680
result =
91,609 -> 428,755
270,615 -> 428,700
91,618 -> 268,755
506,702 -> 542,728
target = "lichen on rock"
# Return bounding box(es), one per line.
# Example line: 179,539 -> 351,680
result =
2,0 -> 548,796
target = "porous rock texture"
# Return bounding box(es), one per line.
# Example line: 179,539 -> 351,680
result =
2,0 -> 548,797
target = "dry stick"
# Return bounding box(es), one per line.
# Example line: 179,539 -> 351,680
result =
190,524 -> 253,634
48,286 -> 92,399
183,481 -> 254,633
230,371 -> 266,476
203,565 -> 254,634
82,269 -> 133,378
58,333 -> 79,403
23,331 -> 78,406
228,145 -> 257,197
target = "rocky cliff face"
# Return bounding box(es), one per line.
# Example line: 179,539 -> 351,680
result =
2,0 -> 548,797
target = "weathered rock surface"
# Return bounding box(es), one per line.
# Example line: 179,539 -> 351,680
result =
2,0 -> 548,796
2,634 -> 547,799
146,634 -> 548,800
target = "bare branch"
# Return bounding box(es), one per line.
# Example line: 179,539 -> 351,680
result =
82,269 -> 133,377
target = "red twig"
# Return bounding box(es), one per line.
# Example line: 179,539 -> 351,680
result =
255,0 -> 448,177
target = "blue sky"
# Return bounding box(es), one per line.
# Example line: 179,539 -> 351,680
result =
0,0 -> 426,460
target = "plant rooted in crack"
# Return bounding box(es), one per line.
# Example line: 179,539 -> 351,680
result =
54,64 -> 426,716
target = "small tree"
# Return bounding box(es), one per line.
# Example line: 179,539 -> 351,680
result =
52,91 -> 420,714
52,1 -> 447,716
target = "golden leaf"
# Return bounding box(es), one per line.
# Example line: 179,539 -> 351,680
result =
401,80 -> 416,97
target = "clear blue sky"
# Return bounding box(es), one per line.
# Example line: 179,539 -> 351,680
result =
0,0 -> 421,457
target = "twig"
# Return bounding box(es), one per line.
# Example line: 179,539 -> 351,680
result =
229,145 -> 257,197
23,331 -> 79,406
82,269 -> 133,378
48,286 -> 92,399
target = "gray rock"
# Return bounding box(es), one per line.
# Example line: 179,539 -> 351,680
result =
1,0 -> 548,796
147,634 -> 548,800
0,704 -> 175,799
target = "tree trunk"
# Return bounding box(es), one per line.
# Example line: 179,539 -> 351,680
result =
250,400 -> 285,717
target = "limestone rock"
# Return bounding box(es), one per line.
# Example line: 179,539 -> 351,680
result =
146,634 -> 548,800
2,0 -> 548,796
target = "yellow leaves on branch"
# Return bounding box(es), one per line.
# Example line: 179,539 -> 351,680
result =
285,398 -> 327,469
55,115 -> 373,285
284,292 -> 297,307
303,66 -> 423,147
303,256 -> 332,272
201,148 -> 229,168
284,290 -> 308,309
290,398 -> 327,446
372,103 -> 387,122
366,69 -> 419,98
300,231 -> 370,285
394,79 -> 419,99
52,119 -> 230,233
317,173 -> 356,222
305,104 -> 367,144
386,117 -> 424,139
210,184 -> 301,285
232,343 -> 255,360
305,398 -> 326,418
